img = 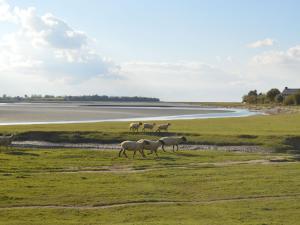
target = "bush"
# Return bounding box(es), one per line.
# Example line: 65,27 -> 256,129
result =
257,94 -> 267,104
275,94 -> 284,103
267,88 -> 281,102
283,95 -> 295,105
294,92 -> 300,105
243,95 -> 257,104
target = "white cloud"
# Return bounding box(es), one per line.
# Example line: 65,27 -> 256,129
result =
251,45 -> 300,65
0,0 -> 16,22
247,38 -> 275,48
0,1 -> 118,82
247,45 -> 300,92
14,7 -> 88,49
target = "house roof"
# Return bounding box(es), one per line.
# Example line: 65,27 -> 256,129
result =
282,87 -> 300,95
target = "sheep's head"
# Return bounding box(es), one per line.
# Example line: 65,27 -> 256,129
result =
158,140 -> 165,146
139,122 -> 142,125
167,123 -> 171,126
181,136 -> 187,142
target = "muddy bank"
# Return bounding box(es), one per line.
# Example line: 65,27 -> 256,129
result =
12,141 -> 270,153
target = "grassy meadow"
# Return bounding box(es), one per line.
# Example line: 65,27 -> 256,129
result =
0,148 -> 299,224
0,110 -> 300,224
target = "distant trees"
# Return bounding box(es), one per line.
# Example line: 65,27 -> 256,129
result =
242,90 -> 258,104
0,94 -> 160,103
266,88 -> 280,102
242,88 -> 300,105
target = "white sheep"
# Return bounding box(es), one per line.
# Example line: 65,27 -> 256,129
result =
0,134 -> 14,149
142,123 -> 156,132
137,139 -> 164,157
156,123 -> 171,132
119,140 -> 149,158
159,136 -> 187,152
129,122 -> 143,132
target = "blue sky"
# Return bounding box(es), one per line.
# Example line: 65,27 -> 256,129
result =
0,0 -> 300,101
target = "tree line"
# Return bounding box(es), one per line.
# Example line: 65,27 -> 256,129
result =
243,88 -> 300,105
0,94 -> 160,103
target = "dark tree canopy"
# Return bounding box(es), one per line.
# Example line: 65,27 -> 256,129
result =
266,88 -> 281,102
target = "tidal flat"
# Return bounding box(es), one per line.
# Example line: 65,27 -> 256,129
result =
0,102 -> 255,125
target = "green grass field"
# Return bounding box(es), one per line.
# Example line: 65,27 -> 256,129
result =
0,112 -> 300,224
1,113 -> 300,151
0,148 -> 299,224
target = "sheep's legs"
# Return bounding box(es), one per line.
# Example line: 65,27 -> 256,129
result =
176,145 -> 179,151
118,149 -> 123,157
162,145 -> 166,152
172,145 -> 175,152
154,150 -> 158,157
140,149 -> 146,158
133,150 -> 137,158
123,150 -> 128,158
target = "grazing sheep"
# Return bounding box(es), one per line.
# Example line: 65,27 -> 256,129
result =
156,123 -> 171,132
0,134 -> 14,149
142,123 -> 156,132
159,136 -> 187,152
137,139 -> 164,157
129,122 -> 143,132
119,140 -> 149,158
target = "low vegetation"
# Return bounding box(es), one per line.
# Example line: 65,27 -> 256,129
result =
0,148 -> 299,224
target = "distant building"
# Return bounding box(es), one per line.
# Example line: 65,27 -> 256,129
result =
282,87 -> 300,97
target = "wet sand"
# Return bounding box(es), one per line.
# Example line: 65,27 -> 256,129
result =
0,102 -> 257,125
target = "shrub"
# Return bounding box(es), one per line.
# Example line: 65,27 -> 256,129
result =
243,95 -> 257,104
275,94 -> 284,103
283,95 -> 295,105
257,94 -> 267,104
294,92 -> 300,105
267,88 -> 281,102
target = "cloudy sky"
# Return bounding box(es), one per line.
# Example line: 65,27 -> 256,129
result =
0,0 -> 300,101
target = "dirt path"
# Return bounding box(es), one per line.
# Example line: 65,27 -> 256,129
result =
1,194 -> 299,210
12,141 -> 269,152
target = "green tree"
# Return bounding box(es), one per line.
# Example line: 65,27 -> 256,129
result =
275,94 -> 283,103
248,90 -> 258,96
267,88 -> 281,102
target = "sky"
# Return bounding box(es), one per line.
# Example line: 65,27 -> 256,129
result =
0,0 -> 300,101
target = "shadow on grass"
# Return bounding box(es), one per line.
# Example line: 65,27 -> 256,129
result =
176,152 -> 200,158
155,156 -> 177,161
284,136 -> 300,150
5,150 -> 39,157
291,155 -> 300,161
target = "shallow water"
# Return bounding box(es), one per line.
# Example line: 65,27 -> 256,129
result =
0,102 -> 260,125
